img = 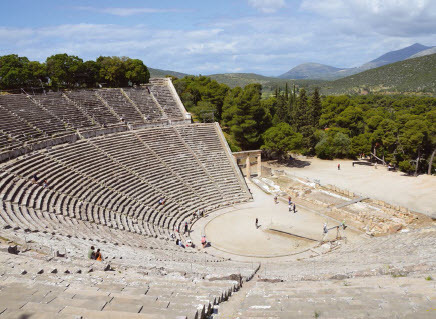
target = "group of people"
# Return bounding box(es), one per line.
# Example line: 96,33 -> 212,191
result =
288,196 -> 297,214
32,172 -> 49,189
88,246 -> 103,261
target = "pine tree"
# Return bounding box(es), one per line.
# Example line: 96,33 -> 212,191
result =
310,88 -> 322,128
285,83 -> 289,101
294,88 -> 309,130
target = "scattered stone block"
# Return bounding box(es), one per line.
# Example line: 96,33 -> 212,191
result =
37,269 -> 44,274
7,245 -> 19,255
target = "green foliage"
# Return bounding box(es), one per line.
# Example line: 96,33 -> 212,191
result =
222,84 -> 271,149
0,53 -> 150,90
177,74 -> 435,175
262,123 -> 303,159
315,130 -> 351,159
425,276 -> 433,281
0,54 -> 47,89
46,53 -> 83,88
174,76 -> 229,121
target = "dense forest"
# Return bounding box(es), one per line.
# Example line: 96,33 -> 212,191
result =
0,54 -> 149,90
173,76 -> 436,175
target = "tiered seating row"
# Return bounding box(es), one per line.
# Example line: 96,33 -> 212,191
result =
0,124 -> 250,246
97,89 -> 145,124
123,87 -> 165,120
65,90 -> 120,126
149,82 -> 184,119
0,79 -> 186,151
32,92 -> 96,129
0,94 -> 71,138
176,124 -> 249,201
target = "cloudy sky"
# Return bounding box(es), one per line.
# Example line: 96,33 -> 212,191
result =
1,0 -> 435,75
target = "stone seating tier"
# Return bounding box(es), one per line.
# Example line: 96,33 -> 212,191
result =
0,79 -> 186,150
0,123 -> 251,258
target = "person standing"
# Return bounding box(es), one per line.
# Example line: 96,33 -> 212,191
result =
255,218 -> 258,228
293,203 -> 296,213
338,163 -> 341,170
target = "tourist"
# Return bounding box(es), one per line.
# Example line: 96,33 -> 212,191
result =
323,223 -> 328,234
178,239 -> 185,248
32,172 -> 39,184
293,203 -> 296,213
255,218 -> 258,228
201,235 -> 207,248
42,179 -> 49,188
88,246 -> 95,259
184,221 -> 188,234
338,163 -> 340,170
274,195 -> 278,204
288,196 -> 292,205
289,204 -> 292,212
95,248 -> 103,261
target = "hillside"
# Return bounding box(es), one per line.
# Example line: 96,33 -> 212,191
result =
279,43 -> 433,80
149,67 -> 189,79
278,63 -> 345,80
408,47 -> 436,59
321,53 -> 436,95
208,73 -> 277,88
361,43 -> 431,70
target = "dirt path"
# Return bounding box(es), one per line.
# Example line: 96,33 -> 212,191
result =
264,157 -> 436,218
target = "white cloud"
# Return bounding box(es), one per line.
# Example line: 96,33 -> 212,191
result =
1,3 -> 435,76
300,0 -> 436,37
248,0 -> 286,13
74,6 -> 186,17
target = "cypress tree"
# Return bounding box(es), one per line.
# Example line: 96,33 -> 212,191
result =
310,88 -> 322,128
294,88 -> 309,130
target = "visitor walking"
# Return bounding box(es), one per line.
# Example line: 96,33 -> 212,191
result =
293,203 -> 296,213
338,163 -> 340,170
255,218 -> 258,228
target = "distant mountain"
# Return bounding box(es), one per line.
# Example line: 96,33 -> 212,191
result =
149,67 -> 189,79
360,43 -> 432,70
280,43 -> 433,80
278,63 -> 345,80
408,47 -> 436,59
321,53 -> 436,95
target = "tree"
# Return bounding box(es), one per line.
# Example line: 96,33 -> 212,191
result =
96,56 -> 127,87
0,54 -> 46,89
125,58 -> 150,85
77,60 -> 100,88
398,118 -> 429,175
222,84 -> 271,149
262,123 -> 302,159
310,87 -> 322,128
46,53 -> 83,88
293,88 -> 309,130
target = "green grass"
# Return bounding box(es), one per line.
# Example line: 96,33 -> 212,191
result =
425,276 -> 433,281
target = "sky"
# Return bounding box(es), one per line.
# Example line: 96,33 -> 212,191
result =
0,0 -> 435,76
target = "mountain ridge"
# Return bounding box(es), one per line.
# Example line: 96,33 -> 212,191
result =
279,43 -> 433,80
